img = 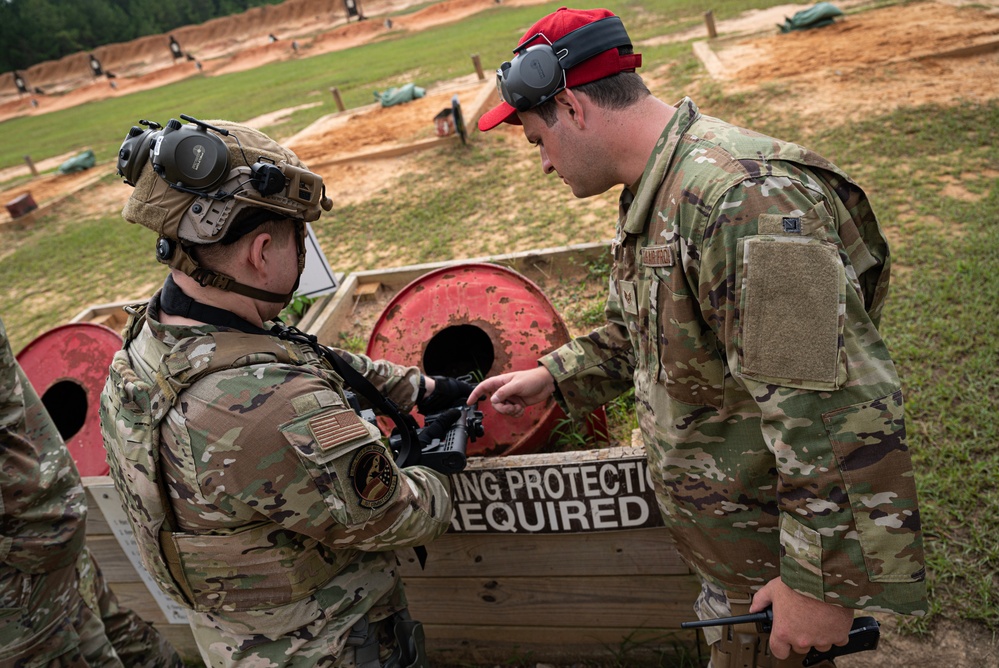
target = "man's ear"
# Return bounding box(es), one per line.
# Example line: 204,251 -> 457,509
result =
245,231 -> 273,272
555,89 -> 586,129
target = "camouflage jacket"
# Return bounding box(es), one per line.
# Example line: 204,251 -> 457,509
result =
99,292 -> 452,664
1,315 -> 89,655
0,317 -> 87,576
541,98 -> 926,614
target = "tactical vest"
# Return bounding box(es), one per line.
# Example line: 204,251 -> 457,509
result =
99,303 -> 343,613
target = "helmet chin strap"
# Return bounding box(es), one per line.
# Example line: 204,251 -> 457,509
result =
163,241 -> 296,305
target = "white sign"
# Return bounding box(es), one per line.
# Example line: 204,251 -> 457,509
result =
449,456 -> 663,534
297,223 -> 339,298
90,483 -> 190,624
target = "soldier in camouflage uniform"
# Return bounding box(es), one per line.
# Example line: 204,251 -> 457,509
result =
1,314 -> 182,668
99,118 -> 469,667
471,7 -> 926,667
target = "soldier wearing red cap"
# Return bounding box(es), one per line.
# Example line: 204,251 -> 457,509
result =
472,7 -> 926,668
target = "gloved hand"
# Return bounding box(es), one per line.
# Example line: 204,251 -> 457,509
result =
417,407 -> 462,448
417,375 -> 475,415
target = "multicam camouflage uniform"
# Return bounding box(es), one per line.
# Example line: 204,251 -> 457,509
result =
99,294 -> 452,667
0,315 -> 181,668
541,98 -> 927,623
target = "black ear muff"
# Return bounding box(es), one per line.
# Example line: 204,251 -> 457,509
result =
497,16 -> 633,112
502,44 -> 563,111
117,123 -> 160,186
152,118 -> 230,191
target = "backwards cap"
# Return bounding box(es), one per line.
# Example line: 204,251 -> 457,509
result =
478,7 -> 641,132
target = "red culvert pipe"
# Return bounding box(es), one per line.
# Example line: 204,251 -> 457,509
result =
366,263 -> 606,457
16,322 -> 122,476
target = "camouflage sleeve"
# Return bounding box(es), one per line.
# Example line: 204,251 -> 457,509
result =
173,364 -> 451,552
538,273 -> 636,421
0,316 -> 87,572
334,349 -> 422,412
697,172 -> 926,613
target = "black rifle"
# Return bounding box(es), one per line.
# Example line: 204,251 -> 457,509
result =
388,403 -> 484,475
681,609 -> 880,666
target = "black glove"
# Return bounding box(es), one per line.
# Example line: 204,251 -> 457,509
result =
417,407 -> 462,448
417,375 -> 475,415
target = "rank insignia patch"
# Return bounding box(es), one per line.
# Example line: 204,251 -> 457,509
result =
348,444 -> 398,509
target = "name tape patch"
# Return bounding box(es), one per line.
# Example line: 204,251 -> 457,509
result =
641,245 -> 674,267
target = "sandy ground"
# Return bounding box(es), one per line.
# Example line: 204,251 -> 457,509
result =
1,4 -> 999,662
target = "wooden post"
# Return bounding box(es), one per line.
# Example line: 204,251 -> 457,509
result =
704,10 -> 717,39
471,54 -> 485,81
329,87 -> 345,112
24,155 -> 39,177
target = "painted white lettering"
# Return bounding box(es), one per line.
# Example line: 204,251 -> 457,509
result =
546,501 -> 559,530
481,472 -> 502,501
619,495 -> 650,527
543,469 -> 564,498
524,469 -> 544,500
505,470 -> 524,499
619,461 -> 637,493
515,501 -> 546,531
580,464 -> 599,496
562,466 -> 580,496
591,498 -> 617,529
600,463 -> 620,496
559,500 -> 590,531
459,474 -> 483,502
458,503 -> 486,531
485,503 -> 517,532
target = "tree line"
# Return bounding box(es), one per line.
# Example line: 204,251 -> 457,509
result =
1,0 -> 284,73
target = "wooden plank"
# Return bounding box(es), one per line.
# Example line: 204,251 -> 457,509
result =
87,534 -> 144,583
403,574 -> 701,629
156,625 -> 200,664
397,527 -> 689,578
421,623 -> 702,665
108,582 -> 171,624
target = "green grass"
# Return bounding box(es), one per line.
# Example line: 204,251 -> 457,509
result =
1,0 -> 996,659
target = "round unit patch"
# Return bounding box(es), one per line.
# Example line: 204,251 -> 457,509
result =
349,444 -> 398,509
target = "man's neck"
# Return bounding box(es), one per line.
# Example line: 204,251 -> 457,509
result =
161,271 -> 267,328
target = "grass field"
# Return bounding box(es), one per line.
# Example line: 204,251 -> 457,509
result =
1,0 -> 996,662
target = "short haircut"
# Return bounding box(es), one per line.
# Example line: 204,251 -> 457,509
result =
191,210 -> 295,270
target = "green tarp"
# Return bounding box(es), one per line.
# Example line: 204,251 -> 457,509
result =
373,83 -> 426,107
57,149 -> 96,174
779,2 -> 844,33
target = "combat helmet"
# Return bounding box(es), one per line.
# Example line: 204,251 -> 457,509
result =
116,115 -> 332,303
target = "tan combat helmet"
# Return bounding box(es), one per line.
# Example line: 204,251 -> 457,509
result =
116,115 -> 333,302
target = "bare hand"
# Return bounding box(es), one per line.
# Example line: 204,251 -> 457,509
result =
750,578 -> 853,659
467,367 -> 556,418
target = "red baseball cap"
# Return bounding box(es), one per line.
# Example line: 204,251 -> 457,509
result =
478,7 -> 642,132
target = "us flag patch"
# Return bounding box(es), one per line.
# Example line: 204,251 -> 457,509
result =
349,444 -> 398,508
309,408 -> 369,451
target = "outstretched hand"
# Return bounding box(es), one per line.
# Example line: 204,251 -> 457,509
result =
750,578 -> 853,660
466,366 -> 556,418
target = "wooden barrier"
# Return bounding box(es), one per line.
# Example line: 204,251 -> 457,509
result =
84,447 -> 701,665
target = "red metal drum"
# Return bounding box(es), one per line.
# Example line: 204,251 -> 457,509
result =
366,263 -> 605,457
16,322 -> 123,476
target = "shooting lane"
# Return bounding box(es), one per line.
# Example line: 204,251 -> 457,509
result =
74,243 -> 701,665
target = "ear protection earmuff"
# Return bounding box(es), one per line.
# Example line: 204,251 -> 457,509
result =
117,115 -> 230,190
496,16 -> 634,112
